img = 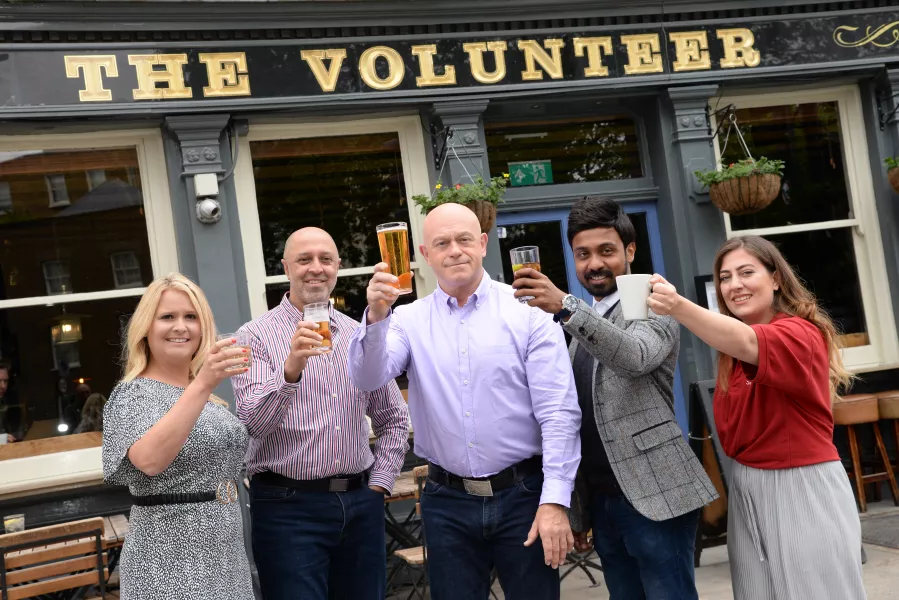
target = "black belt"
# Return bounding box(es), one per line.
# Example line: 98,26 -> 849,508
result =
254,471 -> 366,493
428,455 -> 542,497
132,480 -> 239,507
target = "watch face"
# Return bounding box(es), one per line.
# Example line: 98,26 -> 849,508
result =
564,295 -> 578,311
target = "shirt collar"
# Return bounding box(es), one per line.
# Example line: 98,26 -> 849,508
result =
592,290 -> 621,316
434,269 -> 491,311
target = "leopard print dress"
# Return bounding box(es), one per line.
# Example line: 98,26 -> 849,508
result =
102,377 -> 254,599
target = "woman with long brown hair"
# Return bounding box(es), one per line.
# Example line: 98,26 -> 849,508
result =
102,273 -> 254,599
648,236 -> 865,599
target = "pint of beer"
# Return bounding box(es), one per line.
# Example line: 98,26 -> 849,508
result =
376,222 -> 413,295
510,246 -> 541,303
218,331 -> 253,371
303,302 -> 332,353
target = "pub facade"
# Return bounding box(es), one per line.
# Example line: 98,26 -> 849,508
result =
1,0 -> 899,534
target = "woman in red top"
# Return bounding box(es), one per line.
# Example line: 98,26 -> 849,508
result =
648,235 -> 865,600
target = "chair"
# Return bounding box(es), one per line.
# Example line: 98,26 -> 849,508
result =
391,465 -> 429,600
560,533 -> 603,587
876,390 -> 899,470
833,393 -> 899,512
1,517 -> 109,600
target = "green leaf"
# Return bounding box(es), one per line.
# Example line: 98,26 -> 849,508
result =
412,175 -> 509,213
694,157 -> 785,188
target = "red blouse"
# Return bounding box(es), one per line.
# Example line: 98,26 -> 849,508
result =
713,314 -> 840,469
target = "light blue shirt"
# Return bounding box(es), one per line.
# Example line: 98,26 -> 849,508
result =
348,270 -> 582,506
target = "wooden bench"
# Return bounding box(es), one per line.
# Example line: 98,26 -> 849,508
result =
1,517 -> 109,600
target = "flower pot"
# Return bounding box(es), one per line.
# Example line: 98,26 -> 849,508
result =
889,167 -> 899,194
466,200 -> 497,234
709,173 -> 782,216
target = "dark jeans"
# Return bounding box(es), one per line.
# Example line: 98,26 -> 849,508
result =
420,472 -> 559,600
249,479 -> 386,600
590,493 -> 700,600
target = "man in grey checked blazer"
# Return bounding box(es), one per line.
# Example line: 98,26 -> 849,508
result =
513,196 -> 718,600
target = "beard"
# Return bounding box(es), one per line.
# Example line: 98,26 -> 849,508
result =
580,268 -> 618,297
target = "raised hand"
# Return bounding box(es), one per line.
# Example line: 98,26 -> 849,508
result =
366,262 -> 401,325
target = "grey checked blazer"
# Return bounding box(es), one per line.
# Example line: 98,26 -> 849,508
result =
563,297 -> 718,529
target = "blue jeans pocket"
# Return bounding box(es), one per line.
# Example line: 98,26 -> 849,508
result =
251,483 -> 296,502
422,478 -> 445,495
517,473 -> 543,494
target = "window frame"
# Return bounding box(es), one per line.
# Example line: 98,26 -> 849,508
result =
41,260 -> 73,296
85,168 -> 107,191
110,251 -> 143,290
44,173 -> 70,208
234,115 -> 435,318
712,85 -> 899,373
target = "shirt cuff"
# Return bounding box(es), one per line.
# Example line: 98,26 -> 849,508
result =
539,477 -> 573,508
359,307 -> 392,339
275,361 -> 304,390
368,470 -> 398,495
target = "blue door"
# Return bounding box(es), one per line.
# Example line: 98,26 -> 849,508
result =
496,203 -> 689,434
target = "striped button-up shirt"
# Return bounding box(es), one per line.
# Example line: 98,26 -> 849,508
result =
232,294 -> 409,493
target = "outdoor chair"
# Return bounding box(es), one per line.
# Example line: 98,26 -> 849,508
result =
391,465 -> 429,600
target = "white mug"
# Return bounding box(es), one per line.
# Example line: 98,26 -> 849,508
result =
616,274 -> 652,320
0,434 -> 8,445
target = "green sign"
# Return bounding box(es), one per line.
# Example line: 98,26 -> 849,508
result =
508,160 -> 553,187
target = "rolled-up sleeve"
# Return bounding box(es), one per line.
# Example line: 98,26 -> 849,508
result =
526,309 -> 582,507
348,308 -> 411,393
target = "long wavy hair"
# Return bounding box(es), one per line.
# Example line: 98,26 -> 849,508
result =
713,236 -> 853,396
121,273 -> 217,383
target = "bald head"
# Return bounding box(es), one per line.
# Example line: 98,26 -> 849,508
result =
420,203 -> 487,298
283,227 -> 338,260
423,203 -> 481,244
281,227 -> 341,310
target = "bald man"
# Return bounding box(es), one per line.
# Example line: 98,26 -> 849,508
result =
348,205 -> 582,600
232,227 -> 409,600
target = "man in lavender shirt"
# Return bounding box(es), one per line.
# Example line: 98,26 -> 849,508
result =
348,203 -> 581,600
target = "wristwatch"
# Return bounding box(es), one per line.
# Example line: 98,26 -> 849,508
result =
553,294 -> 579,323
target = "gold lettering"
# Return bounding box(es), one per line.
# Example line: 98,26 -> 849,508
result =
573,37 -> 613,77
717,28 -> 761,68
462,41 -> 508,84
517,39 -> 565,81
128,54 -> 192,100
411,44 -> 457,87
359,46 -> 404,90
621,34 -> 664,75
199,52 -> 251,97
301,49 -> 348,93
669,32 -> 711,72
64,55 -> 118,102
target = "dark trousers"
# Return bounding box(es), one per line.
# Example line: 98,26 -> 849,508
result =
249,479 -> 387,600
420,472 -> 560,600
590,493 -> 700,600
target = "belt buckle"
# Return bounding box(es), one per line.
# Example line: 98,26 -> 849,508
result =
463,478 -> 494,497
216,480 -> 238,505
329,478 -> 350,492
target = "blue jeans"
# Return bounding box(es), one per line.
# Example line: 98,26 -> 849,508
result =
249,479 -> 386,600
420,472 -> 559,600
590,493 -> 700,600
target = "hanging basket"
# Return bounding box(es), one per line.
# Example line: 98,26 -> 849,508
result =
466,200 -> 497,234
889,167 -> 899,195
709,174 -> 782,216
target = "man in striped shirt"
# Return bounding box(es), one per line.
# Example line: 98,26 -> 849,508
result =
232,227 -> 409,600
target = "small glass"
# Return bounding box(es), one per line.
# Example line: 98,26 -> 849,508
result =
510,246 -> 541,303
217,331 -> 252,371
376,222 -> 413,295
303,302 -> 332,353
4,513 -> 24,533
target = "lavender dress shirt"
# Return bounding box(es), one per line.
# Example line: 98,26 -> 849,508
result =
349,270 -> 581,507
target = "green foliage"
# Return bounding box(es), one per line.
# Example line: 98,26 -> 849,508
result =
411,175 -> 508,213
885,157 -> 899,170
694,157 -> 785,188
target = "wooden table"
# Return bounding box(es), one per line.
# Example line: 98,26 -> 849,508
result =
383,470 -> 420,550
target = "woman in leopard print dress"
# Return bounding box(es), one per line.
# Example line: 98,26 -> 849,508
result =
102,274 -> 254,599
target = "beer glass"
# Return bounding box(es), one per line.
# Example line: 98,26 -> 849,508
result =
217,331 -> 253,371
510,246 -> 541,303
376,222 -> 413,295
3,514 -> 24,533
304,302 -> 332,353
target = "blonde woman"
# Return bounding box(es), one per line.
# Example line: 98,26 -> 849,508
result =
102,273 -> 254,600
648,236 -> 865,600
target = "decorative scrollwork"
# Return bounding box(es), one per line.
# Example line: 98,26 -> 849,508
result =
834,21 -> 899,48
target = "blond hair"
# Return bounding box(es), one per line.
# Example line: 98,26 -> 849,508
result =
121,273 -> 217,384
713,236 -> 853,396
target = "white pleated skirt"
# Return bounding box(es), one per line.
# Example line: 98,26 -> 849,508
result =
728,460 -> 867,600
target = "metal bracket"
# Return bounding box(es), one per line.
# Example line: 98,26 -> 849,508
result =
706,104 -> 737,147
430,123 -> 452,171
876,91 -> 899,131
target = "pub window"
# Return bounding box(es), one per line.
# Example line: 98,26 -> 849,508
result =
86,169 -> 107,190
717,87 -> 899,370
484,115 -> 643,187
0,181 -> 11,215
42,260 -> 72,295
50,332 -> 82,371
110,251 -> 142,289
45,174 -> 70,207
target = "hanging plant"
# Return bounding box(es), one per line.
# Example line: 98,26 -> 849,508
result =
695,157 -> 785,215
885,157 -> 899,194
412,174 -> 509,234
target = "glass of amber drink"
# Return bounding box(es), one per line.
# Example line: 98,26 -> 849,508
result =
376,222 -> 413,295
304,302 -> 332,353
217,331 -> 252,371
510,246 -> 541,303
